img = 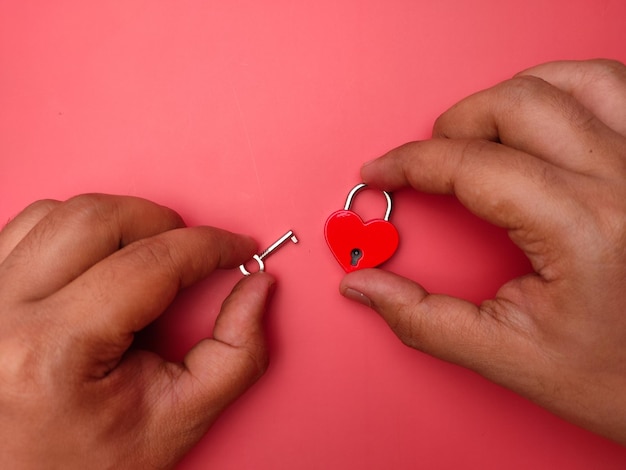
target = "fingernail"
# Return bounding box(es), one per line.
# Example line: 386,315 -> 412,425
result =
267,279 -> 277,301
342,287 -> 372,308
361,158 -> 377,169
260,275 -> 276,306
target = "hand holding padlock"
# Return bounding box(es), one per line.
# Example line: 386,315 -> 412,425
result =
324,183 -> 399,273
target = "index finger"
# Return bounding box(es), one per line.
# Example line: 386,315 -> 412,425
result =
361,139 -> 573,254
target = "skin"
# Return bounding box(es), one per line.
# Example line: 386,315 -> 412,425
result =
0,194 -> 275,468
341,59 -> 626,445
0,59 -> 624,468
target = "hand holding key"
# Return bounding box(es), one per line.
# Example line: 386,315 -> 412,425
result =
0,195 -> 275,469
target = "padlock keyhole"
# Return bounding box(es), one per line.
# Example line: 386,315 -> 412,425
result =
350,248 -> 363,266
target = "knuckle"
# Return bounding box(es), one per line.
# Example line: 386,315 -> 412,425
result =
433,112 -> 452,138
456,139 -> 497,191
2,199 -> 60,232
504,75 -> 596,133
127,237 -> 178,269
479,298 -> 515,330
388,302 -> 423,349
64,194 -> 120,228
66,193 -> 110,209
501,75 -> 547,104
23,198 -> 61,216
586,58 -> 626,81
229,334 -> 269,380
0,336 -> 42,399
243,346 -> 269,379
459,138 -> 493,160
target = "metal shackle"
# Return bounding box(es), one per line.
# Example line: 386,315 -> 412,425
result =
344,183 -> 393,221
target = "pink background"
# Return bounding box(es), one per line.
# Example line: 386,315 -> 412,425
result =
2,1 -> 625,468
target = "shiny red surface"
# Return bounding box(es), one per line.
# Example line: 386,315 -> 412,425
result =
2,1 -> 626,469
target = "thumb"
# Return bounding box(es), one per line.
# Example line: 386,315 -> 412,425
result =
182,271 -> 275,414
340,269 -> 509,371
146,272 -> 275,465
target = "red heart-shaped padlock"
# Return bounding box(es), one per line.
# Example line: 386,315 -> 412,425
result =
324,210 -> 399,273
